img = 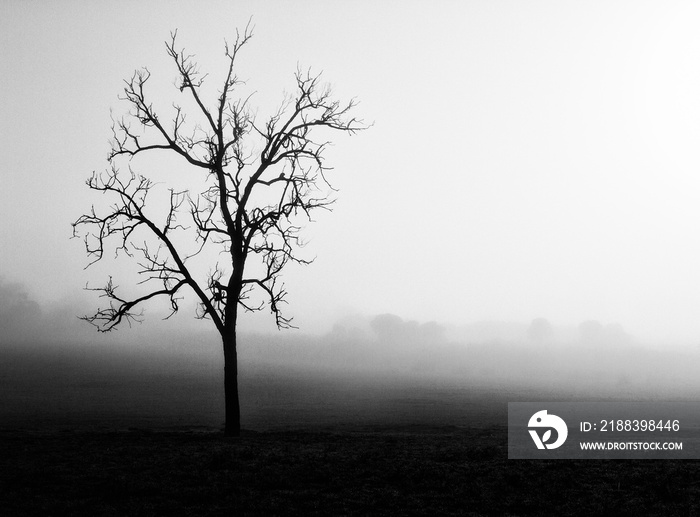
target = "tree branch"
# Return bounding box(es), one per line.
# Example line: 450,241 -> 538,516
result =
75,27 -> 366,335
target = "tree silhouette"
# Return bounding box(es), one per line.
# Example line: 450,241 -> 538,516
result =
527,318 -> 553,342
72,25 -> 364,436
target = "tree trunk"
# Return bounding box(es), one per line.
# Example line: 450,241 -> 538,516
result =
223,330 -> 241,437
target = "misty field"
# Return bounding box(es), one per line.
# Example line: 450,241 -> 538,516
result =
3,338 -> 700,514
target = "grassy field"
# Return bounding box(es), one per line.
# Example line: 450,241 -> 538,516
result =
2,425 -> 700,516
3,343 -> 700,515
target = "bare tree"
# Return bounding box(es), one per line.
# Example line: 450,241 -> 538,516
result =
72,26 -> 364,436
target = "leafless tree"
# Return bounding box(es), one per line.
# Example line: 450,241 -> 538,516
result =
73,25 -> 364,436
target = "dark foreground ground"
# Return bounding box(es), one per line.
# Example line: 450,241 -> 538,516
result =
2,425 -> 700,516
3,343 -> 700,515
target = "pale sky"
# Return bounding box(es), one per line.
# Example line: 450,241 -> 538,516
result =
3,1 -> 700,343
